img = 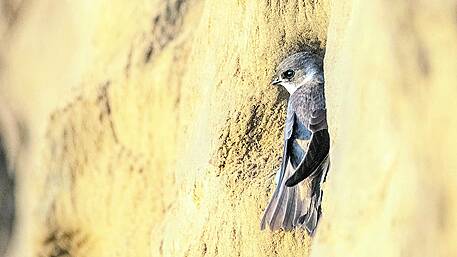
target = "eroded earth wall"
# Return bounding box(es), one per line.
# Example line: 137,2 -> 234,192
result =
0,0 -> 456,257
315,1 -> 457,256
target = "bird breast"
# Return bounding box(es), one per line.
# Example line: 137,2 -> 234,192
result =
289,83 -> 325,125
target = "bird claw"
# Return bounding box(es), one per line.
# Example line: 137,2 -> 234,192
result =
309,121 -> 328,132
311,109 -> 325,118
310,109 -> 326,124
309,109 -> 328,132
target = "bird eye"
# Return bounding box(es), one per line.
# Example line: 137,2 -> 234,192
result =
282,69 -> 295,80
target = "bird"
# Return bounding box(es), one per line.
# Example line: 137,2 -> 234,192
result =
260,51 -> 330,235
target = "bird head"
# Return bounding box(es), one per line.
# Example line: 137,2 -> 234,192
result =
271,52 -> 324,95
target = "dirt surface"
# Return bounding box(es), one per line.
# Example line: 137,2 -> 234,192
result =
0,0 -> 456,257
313,1 -> 457,256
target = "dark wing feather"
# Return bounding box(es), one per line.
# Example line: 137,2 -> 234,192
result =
285,129 -> 330,187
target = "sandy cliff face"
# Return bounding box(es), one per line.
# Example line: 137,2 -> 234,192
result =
0,0 -> 456,256
315,1 -> 457,256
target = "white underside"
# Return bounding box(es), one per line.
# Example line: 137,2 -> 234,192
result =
282,82 -> 297,95
281,73 -> 316,95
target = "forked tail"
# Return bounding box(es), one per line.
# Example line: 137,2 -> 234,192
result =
260,157 -> 329,235
260,158 -> 309,231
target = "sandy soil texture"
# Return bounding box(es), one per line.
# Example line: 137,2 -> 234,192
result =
0,0 -> 456,257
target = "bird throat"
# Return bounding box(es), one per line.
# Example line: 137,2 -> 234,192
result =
283,83 -> 297,95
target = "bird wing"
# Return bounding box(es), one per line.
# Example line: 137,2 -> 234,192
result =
277,107 -> 297,183
285,108 -> 330,187
260,106 -> 312,231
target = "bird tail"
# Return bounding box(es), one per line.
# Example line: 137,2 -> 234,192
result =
260,159 -> 309,231
260,157 -> 329,234
298,188 -> 322,235
299,157 -> 329,235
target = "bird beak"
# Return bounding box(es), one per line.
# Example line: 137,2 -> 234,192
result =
271,76 -> 282,86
